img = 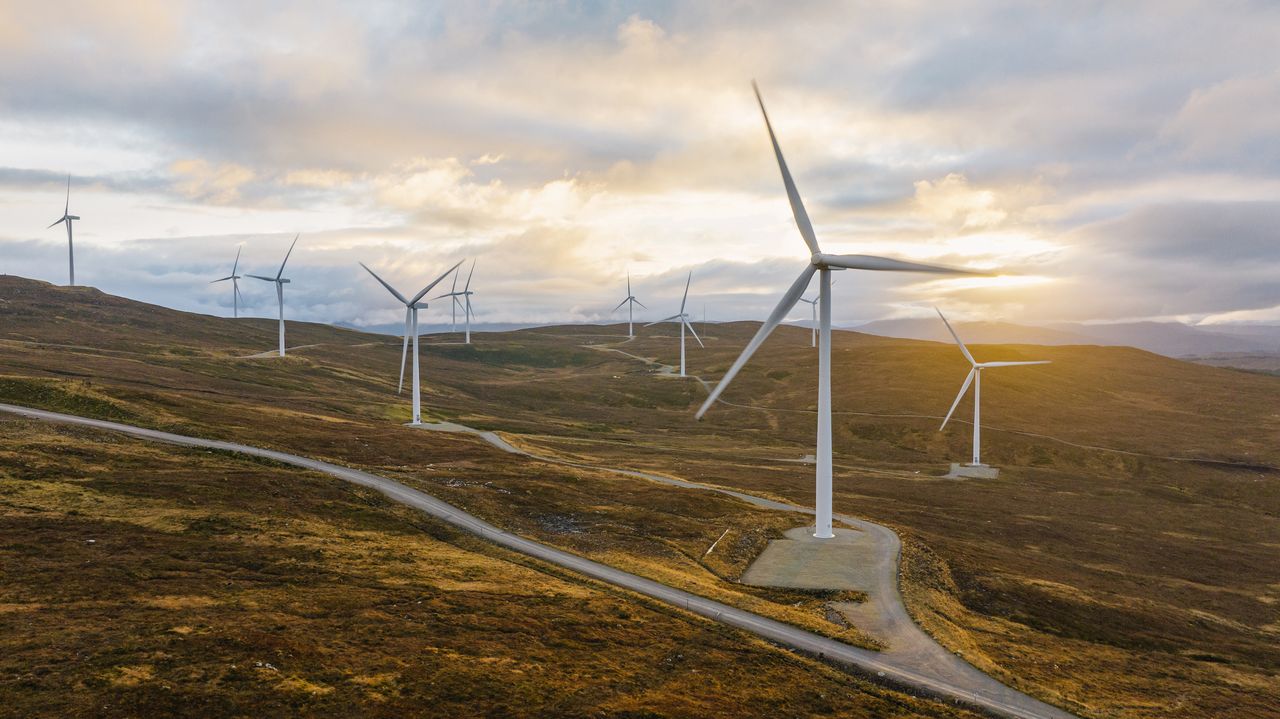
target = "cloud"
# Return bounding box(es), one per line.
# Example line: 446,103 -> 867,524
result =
1157,71 -> 1280,170
2,2 -> 1280,328
170,159 -> 257,204
913,174 -> 1010,230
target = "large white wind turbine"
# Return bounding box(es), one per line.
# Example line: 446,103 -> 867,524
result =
210,246 -> 245,318
437,259 -> 478,344
47,175 -> 80,286
697,83 -> 984,539
247,235 -> 299,357
361,260 -> 463,425
936,308 -> 1049,468
646,271 -> 703,377
612,273 -> 647,337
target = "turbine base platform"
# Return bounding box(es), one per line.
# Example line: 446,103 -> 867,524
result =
739,526 -> 875,591
946,463 -> 1000,479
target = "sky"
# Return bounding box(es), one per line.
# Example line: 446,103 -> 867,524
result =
2,0 -> 1279,331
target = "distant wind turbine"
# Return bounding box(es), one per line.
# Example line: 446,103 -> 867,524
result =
697,83 -> 985,539
799,296 -> 818,347
437,259 -> 477,344
47,175 -> 80,286
612,272 -> 647,337
247,235 -> 299,357
361,260 -> 463,424
936,308 -> 1049,468
646,271 -> 702,376
210,246 -> 245,318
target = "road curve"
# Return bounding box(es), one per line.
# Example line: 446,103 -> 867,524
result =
0,402 -> 1077,719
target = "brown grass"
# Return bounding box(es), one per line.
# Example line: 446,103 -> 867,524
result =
0,419 -> 978,718
2,276 -> 1279,717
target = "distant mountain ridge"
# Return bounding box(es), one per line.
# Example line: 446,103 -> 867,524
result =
853,317 -> 1280,357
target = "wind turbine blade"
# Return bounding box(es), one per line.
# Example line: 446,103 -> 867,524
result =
645,314 -> 682,327
822,254 -> 986,275
464,258 -> 475,291
680,271 -> 691,314
611,297 -> 630,313
979,360 -> 1052,368
232,246 -> 241,276
47,217 -> 66,228
246,274 -> 277,282
210,276 -> 233,283
359,262 -> 409,305
685,319 -> 704,348
633,298 -> 648,309
696,264 -> 816,419
753,82 -> 820,256
276,234 -> 299,279
409,259 -> 465,306
627,272 -> 632,297
398,308 -> 410,394
64,174 -> 70,215
940,369 -> 976,431
935,307 -> 976,366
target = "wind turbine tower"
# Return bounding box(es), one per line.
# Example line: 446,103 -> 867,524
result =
247,235 -> 299,357
612,273 -> 646,337
646,271 -> 703,376
361,261 -> 463,424
210,246 -> 245,318
47,175 -> 80,286
698,83 -> 984,539
437,259 -> 478,344
799,295 -> 818,347
936,308 -> 1050,477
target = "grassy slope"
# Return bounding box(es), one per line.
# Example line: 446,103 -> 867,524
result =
2,277 -> 1279,717
1,419 -> 974,718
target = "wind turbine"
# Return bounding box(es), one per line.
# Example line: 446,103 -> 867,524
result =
697,83 -> 984,539
437,259 -> 477,344
612,272 -> 647,337
361,260 -> 463,425
47,175 -> 80,285
798,280 -> 835,347
210,246 -> 245,318
247,235 -> 299,357
799,296 -> 818,347
936,308 -> 1049,468
645,271 -> 702,377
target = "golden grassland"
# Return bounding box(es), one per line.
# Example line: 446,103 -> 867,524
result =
1,420 -> 980,718
2,277 -> 1279,717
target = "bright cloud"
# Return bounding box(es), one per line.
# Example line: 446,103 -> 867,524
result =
2,1 -> 1280,329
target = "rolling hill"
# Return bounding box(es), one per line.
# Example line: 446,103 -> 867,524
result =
856,316 -> 1280,357
2,275 -> 1278,719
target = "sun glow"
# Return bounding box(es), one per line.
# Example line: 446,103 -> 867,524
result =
918,274 -> 1056,292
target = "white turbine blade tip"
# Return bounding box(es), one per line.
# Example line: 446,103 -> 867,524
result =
934,307 -> 976,366
753,82 -> 821,256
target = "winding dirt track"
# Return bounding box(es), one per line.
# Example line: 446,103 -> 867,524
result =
0,402 -> 1077,719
